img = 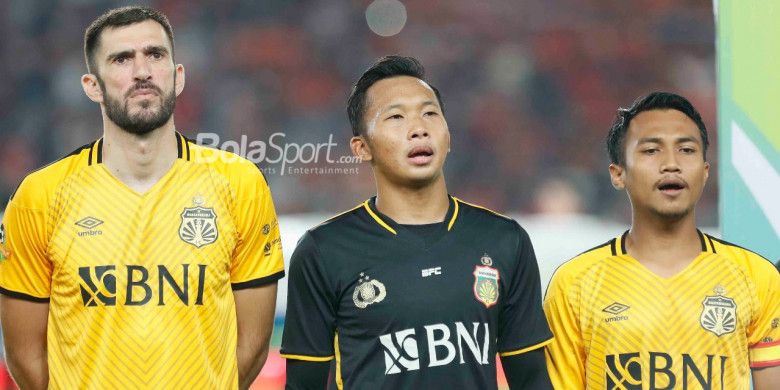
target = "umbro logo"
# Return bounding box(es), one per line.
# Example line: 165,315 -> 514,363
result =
76,217 -> 103,237
603,302 -> 630,323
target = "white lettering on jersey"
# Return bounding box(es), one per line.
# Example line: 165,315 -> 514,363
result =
425,324 -> 457,367
379,322 -> 490,375
379,328 -> 420,374
421,267 -> 442,277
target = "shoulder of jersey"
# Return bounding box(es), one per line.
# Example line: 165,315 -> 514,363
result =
308,203 -> 366,235
188,140 -> 268,184
452,197 -> 519,229
706,234 -> 777,271
553,238 -> 616,281
8,141 -> 97,208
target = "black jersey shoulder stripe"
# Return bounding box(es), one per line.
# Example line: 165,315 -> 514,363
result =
313,203 -> 365,230
708,235 -> 773,264
452,197 -> 513,221
9,140 -> 97,202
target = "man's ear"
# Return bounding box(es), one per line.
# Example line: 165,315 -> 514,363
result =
81,73 -> 103,103
350,135 -> 372,163
174,64 -> 185,96
609,163 -> 625,190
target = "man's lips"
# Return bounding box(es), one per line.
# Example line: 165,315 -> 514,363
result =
130,88 -> 158,98
407,146 -> 434,165
656,177 -> 688,196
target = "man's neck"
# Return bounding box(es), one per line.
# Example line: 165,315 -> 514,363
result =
625,210 -> 702,277
101,120 -> 178,194
374,175 -> 449,225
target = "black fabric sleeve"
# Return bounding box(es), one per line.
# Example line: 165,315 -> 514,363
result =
280,232 -> 337,358
500,348 -> 553,390
497,224 -> 553,353
285,360 -> 330,390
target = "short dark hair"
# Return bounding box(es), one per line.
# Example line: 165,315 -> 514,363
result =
607,92 -> 709,166
84,6 -> 175,75
347,56 -> 444,137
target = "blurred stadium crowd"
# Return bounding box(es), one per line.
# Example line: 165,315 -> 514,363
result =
0,0 -> 717,223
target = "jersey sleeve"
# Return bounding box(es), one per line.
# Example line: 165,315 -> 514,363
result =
280,232 -> 337,361
497,225 -> 553,356
229,165 -> 284,289
543,265 -> 586,389
748,255 -> 780,368
0,180 -> 53,301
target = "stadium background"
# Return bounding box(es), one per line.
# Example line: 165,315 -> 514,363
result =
0,1 -> 775,388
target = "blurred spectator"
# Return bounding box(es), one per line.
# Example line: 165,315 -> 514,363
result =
0,0 -> 717,223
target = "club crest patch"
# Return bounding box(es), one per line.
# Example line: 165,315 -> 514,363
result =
353,272 -> 386,309
473,254 -> 500,308
700,285 -> 737,337
179,206 -> 218,248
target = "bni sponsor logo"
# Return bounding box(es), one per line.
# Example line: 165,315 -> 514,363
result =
378,322 -> 490,375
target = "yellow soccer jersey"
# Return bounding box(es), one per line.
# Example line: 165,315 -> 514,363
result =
544,231 -> 780,390
0,133 -> 284,389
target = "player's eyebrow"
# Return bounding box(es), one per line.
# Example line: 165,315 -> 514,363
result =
636,137 -> 662,145
385,100 -> 439,112
106,45 -> 170,62
674,136 -> 701,145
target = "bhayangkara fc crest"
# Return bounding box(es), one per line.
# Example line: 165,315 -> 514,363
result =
700,291 -> 737,337
179,207 -> 218,248
473,265 -> 500,308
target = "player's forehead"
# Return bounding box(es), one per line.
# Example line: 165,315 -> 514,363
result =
366,76 -> 438,113
96,19 -> 171,58
626,109 -> 702,145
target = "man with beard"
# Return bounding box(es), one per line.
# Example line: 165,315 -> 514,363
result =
0,7 -> 284,389
543,92 -> 780,389
281,56 -> 553,389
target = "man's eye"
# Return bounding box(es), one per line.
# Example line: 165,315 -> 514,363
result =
680,147 -> 696,154
643,148 -> 658,154
424,111 -> 439,117
150,52 -> 163,60
387,114 -> 403,120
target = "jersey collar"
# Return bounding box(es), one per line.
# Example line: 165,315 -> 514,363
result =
613,229 -> 716,256
362,195 -> 460,236
86,132 -> 191,166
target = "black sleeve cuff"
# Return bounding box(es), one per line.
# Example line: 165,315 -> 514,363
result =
231,270 -> 285,290
0,286 -> 50,303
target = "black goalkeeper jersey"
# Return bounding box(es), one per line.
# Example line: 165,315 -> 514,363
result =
281,195 -> 552,389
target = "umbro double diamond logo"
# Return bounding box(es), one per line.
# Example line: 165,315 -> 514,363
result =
76,217 -> 104,237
